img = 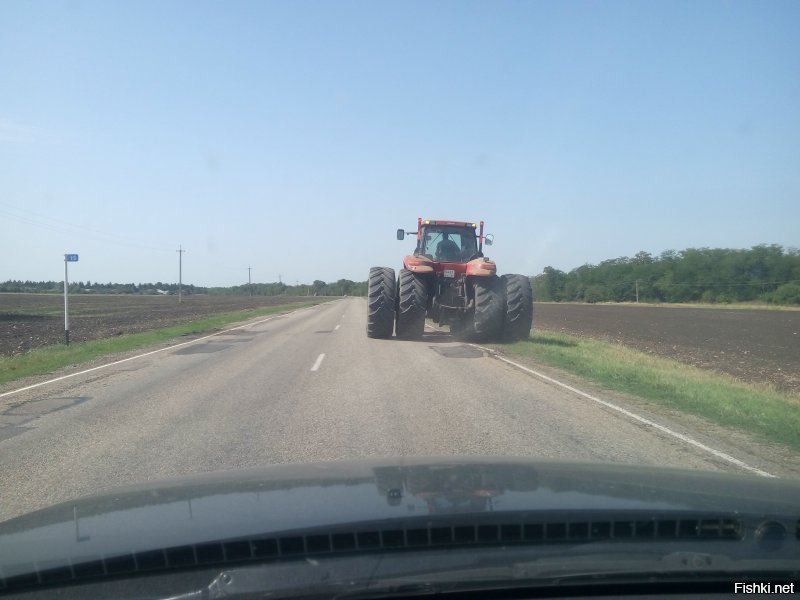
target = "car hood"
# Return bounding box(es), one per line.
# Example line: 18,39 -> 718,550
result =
2,457 -> 799,584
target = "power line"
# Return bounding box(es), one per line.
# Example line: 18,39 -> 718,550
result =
538,271 -> 800,289
0,202 -> 174,253
632,279 -> 800,288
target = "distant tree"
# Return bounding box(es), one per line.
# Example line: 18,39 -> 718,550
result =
311,280 -> 326,295
532,267 -> 566,301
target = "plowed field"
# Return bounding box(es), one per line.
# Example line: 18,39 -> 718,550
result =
535,303 -> 800,394
0,294 -> 322,356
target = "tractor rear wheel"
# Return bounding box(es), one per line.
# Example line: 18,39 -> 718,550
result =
396,269 -> 428,339
472,275 -> 504,341
501,274 -> 533,341
367,267 -> 396,338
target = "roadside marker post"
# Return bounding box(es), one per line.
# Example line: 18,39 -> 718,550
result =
64,253 -> 79,345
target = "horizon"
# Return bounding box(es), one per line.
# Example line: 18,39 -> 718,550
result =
2,241 -> 796,290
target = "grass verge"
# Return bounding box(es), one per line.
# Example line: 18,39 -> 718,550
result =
0,300 -> 328,388
535,301 -> 800,312
497,330 -> 800,453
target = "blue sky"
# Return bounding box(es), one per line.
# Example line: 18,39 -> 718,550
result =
1,0 -> 798,287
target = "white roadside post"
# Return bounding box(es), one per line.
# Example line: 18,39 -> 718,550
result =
64,253 -> 79,345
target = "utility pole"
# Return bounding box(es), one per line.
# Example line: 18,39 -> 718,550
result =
635,279 -> 640,303
177,245 -> 186,303
248,266 -> 252,297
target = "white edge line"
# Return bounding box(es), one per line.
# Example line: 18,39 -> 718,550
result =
468,343 -> 775,478
310,353 -> 325,371
0,303 -> 323,400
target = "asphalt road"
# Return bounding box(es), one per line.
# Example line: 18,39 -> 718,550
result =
0,298 -> 793,523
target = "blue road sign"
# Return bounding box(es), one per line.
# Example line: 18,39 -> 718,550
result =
65,254 -> 79,262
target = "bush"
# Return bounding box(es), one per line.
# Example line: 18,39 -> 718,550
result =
583,285 -> 608,303
716,292 -> 735,304
700,290 -> 716,303
772,282 -> 800,305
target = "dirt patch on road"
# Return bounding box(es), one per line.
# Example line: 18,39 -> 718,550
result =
534,303 -> 800,395
0,294 -> 322,356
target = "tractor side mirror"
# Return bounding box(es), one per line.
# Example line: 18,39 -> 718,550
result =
396,229 -> 405,240
484,234 -> 494,246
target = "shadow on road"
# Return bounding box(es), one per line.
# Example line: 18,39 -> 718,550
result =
415,331 -> 454,344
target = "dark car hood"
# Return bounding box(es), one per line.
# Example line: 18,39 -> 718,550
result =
2,457 -> 799,582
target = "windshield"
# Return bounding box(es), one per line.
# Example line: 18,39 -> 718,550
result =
0,1 -> 798,597
419,227 -> 479,262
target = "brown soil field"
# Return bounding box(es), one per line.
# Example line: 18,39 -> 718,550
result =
0,293 -> 322,356
534,303 -> 800,394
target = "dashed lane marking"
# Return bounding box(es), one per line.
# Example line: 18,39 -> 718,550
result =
310,353 -> 326,372
0,304 -> 325,400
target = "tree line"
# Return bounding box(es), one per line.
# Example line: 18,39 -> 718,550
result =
0,279 -> 368,297
7,245 -> 799,305
207,279 -> 367,297
532,245 -> 800,305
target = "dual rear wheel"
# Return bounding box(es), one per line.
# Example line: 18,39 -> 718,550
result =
500,274 -> 534,341
395,269 -> 428,339
366,267 -> 395,339
471,274 -> 533,342
366,267 -> 429,339
367,268 -> 532,342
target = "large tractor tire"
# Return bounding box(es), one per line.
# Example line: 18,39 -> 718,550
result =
395,269 -> 428,339
501,274 -> 533,341
367,267 -> 396,338
472,275 -> 504,342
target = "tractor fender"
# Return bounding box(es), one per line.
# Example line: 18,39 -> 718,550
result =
466,257 -> 497,276
403,254 -> 434,273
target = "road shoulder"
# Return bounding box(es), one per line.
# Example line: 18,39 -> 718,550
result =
483,341 -> 800,479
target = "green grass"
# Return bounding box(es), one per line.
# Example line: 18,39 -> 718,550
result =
535,301 -> 800,311
497,331 -> 800,453
0,301 -> 328,387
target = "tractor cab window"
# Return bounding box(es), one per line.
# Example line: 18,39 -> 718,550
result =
419,228 -> 479,262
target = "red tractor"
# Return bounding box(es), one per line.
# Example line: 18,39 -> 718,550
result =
367,218 -> 533,341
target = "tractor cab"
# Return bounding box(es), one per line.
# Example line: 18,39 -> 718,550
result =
398,219 -> 497,283
397,219 -> 492,264
418,226 -> 480,263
